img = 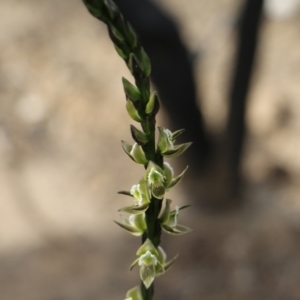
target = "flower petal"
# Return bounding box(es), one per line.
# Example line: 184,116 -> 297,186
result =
161,143 -> 192,158
140,264 -> 155,289
136,239 -> 159,256
159,199 -> 172,225
162,224 -> 192,235
125,286 -> 143,300
114,220 -> 144,236
166,165 -> 189,190
118,203 -> 149,214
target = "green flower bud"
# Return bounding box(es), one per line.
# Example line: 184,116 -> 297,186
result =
103,0 -> 119,20
126,100 -> 142,122
122,77 -> 140,102
130,143 -> 148,164
128,53 -> 143,78
114,44 -> 128,60
107,24 -> 124,45
125,286 -> 142,300
121,140 -> 135,162
145,92 -> 160,115
135,47 -> 151,78
125,23 -> 138,49
130,125 -> 149,145
82,0 -> 106,22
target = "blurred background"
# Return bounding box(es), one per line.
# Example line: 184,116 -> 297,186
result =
1,0 -> 300,299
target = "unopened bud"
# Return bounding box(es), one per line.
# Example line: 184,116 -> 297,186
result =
122,77 -> 140,102
126,100 -> 142,122
130,143 -> 148,164
145,92 -> 160,115
130,125 -> 149,145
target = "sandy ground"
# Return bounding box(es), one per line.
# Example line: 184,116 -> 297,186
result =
1,0 -> 300,299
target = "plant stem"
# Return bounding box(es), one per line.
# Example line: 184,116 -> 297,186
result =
82,1 -> 165,298
140,96 -> 163,300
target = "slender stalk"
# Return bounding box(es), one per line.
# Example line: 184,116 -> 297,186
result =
139,76 -> 163,300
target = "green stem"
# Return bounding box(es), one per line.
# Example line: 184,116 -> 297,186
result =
141,107 -> 163,300
141,199 -> 161,299
141,282 -> 154,300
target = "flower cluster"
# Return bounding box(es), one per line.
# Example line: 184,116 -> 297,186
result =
116,149 -> 192,293
116,161 -> 191,237
81,0 -> 192,299
124,239 -> 178,299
